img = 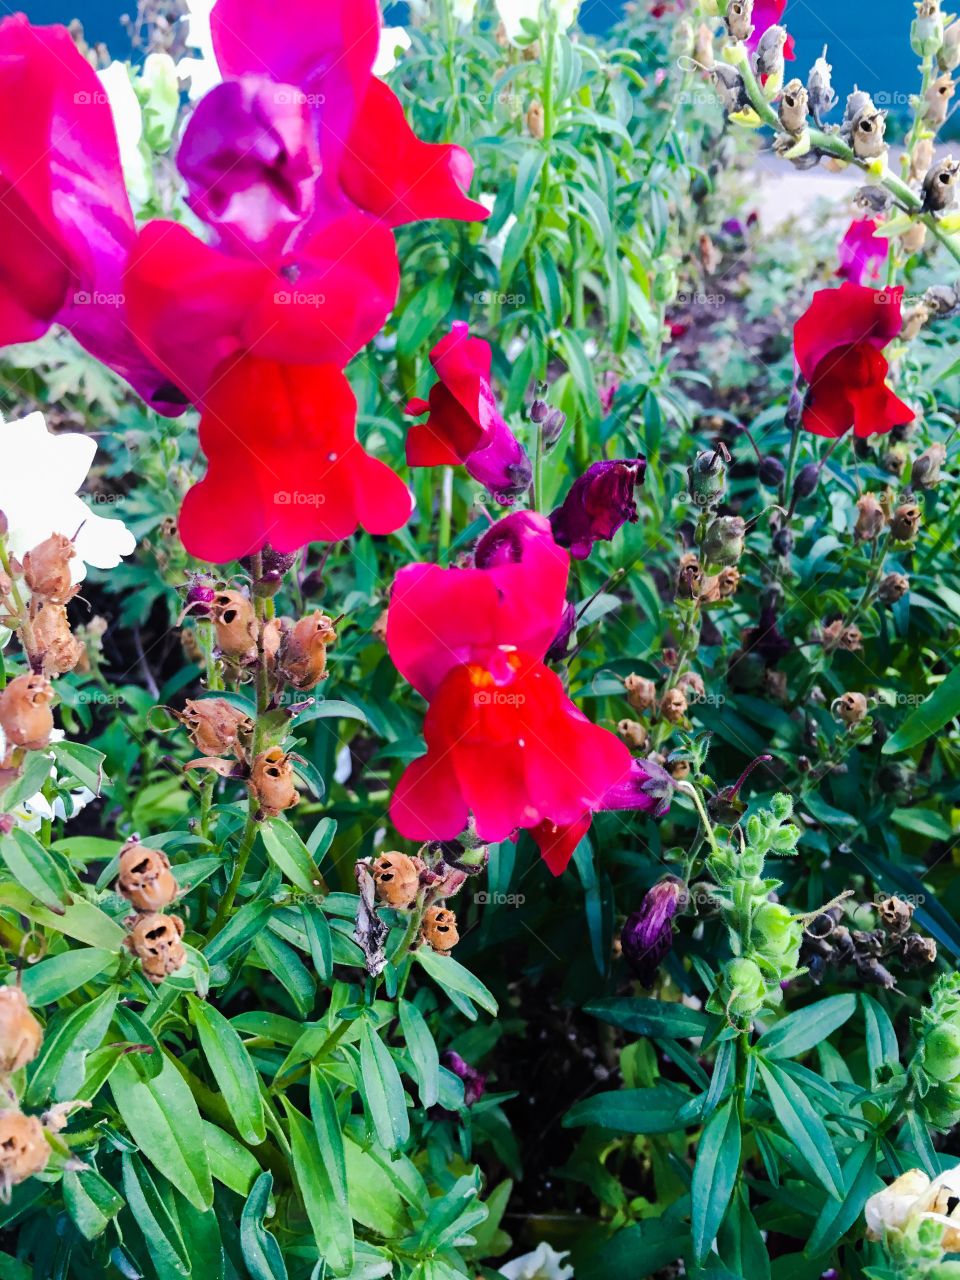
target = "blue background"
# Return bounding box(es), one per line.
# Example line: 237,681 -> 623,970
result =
18,0 -> 917,111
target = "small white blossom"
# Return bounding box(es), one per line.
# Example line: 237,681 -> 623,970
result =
177,0 -> 221,100
374,27 -> 413,76
97,62 -> 150,208
499,1243 -> 574,1280
865,1165 -> 960,1253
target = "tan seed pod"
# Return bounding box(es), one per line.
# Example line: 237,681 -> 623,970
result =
124,912 -> 186,983
668,759 -> 692,780
210,591 -> 257,659
30,603 -> 84,678
0,1111 -> 49,1189
924,73 -> 956,126
910,135 -> 935,182
624,674 -> 656,713
372,852 -> 421,908
248,748 -> 300,818
0,988 -> 42,1075
855,493 -> 886,541
22,533 -> 76,604
526,100 -> 544,139
116,841 -> 178,912
851,105 -> 887,160
617,718 -> 649,750
878,572 -> 910,604
421,905 -> 459,955
876,895 -> 913,932
724,0 -> 754,42
177,698 -> 254,759
891,501 -> 922,542
779,78 -> 809,134
0,674 -> 55,750
276,611 -> 338,691
912,442 -> 947,489
834,691 -> 868,726
660,687 -> 688,724
676,553 -> 703,599
693,22 -> 715,70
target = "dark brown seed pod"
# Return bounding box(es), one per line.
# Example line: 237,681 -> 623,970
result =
116,841 -> 179,912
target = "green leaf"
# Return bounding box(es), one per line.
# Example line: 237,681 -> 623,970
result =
241,1173 -> 288,1280
203,1121 -> 262,1197
585,997 -> 709,1039
0,882 -> 124,948
414,948 -> 498,1017
254,930 -> 315,1016
261,819 -> 324,896
343,1137 -> 408,1236
397,276 -> 455,358
18,947 -> 117,1004
188,996 -> 266,1144
756,995 -> 857,1060
563,1084 -> 691,1134
26,985 -> 118,1107
301,903 -> 333,981
862,994 -> 899,1084
805,1142 -> 878,1258
0,829 -> 69,909
359,1019 -> 410,1151
399,999 -> 440,1109
691,1099 -> 741,1265
121,1152 -> 191,1276
883,664 -> 960,754
110,1052 -> 213,1210
757,1059 -> 843,1199
281,1096 -> 354,1274
50,741 -> 107,793
0,752 -> 56,814
309,1069 -> 349,1208
63,1169 -> 124,1240
203,898 -> 273,967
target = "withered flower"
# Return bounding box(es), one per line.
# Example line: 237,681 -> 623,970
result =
176,698 -> 254,760
22,533 -> 76,604
851,103 -> 887,160
0,674 -> 55,750
725,0 -> 754,42
371,852 -> 421,909
710,63 -> 750,115
621,876 -> 688,986
807,47 -> 838,125
779,79 -> 809,134
526,100 -> 544,139
0,1110 -> 49,1192
677,671 -> 705,702
30,603 -> 84,678
925,73 -> 956,126
420,905 -> 459,955
676,553 -> 703,599
248,748 -> 300,818
753,24 -> 787,78
878,572 -> 910,604
922,156 -> 960,213
210,590 -> 257,660
624,673 -> 656,713
891,501 -> 922,542
0,988 -> 42,1075
854,493 -> 886,541
912,442 -> 947,488
618,718 -> 650,750
902,933 -> 938,966
116,840 -> 178,913
821,620 -> 863,652
833,691 -> 868,726
124,912 -> 186,984
910,136 -> 936,182
660,687 -> 688,724
275,611 -> 339,691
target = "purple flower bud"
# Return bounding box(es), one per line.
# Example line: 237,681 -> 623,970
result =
549,457 -> 646,560
599,757 -> 674,818
186,580 -> 217,617
759,455 -> 786,486
441,1050 -> 486,1106
621,876 -> 687,986
529,397 -> 549,424
545,601 -> 577,663
792,462 -> 819,501
541,407 -> 566,449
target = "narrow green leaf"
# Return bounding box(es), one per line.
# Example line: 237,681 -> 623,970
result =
757,1059 -> 843,1199
240,1172 -> 288,1280
281,1098 -> 354,1274
585,997 -> 709,1039
261,819 -> 324,896
414,948 -> 498,1017
691,1099 -> 741,1264
359,1020 -> 410,1151
121,1153 -> 191,1276
63,1169 -> 124,1240
805,1142 -> 878,1258
757,995 -> 857,1060
399,1000 -> 440,1109
17,948 -> 117,1004
301,902 -> 333,981
563,1084 -> 690,1134
188,996 -> 266,1144
883,664 -> 960,754
0,830 -> 69,909
26,986 -> 118,1107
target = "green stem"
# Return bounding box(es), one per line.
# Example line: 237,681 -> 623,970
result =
676,779 -> 722,861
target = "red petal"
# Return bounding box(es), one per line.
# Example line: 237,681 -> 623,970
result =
341,81 -> 489,226
530,815 -> 592,876
178,357 -> 412,562
391,752 -> 469,840
794,283 -> 903,381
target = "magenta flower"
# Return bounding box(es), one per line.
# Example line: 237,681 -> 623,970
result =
441,1051 -> 486,1107
599,757 -> 674,818
406,324 -> 532,504
621,876 -> 687,986
836,217 -> 889,287
549,458 -> 646,559
0,16 -> 181,414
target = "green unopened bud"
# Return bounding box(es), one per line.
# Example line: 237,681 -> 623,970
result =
753,902 -> 802,959
654,264 -> 678,304
922,1080 -> 960,1129
139,52 -> 180,151
924,1024 -> 960,1082
723,957 -> 767,1017
688,448 -> 727,505
912,0 -> 945,58
701,515 -> 746,567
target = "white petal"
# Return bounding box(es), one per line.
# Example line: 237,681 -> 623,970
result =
374,27 -> 412,76
494,0 -> 541,42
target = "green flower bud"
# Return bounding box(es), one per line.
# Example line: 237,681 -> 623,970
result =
722,956 -> 767,1017
922,1079 -> 960,1130
654,265 -> 679,304
753,902 -> 803,960
139,52 -> 180,152
912,0 -> 944,58
701,515 -> 746,567
923,1023 -> 960,1082
688,449 -> 727,505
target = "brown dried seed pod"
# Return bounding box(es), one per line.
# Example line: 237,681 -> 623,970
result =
0,1111 -> 49,1189
912,442 -> 947,489
210,591 -> 257,659
526,100 -> 544,139
116,841 -> 179,912
677,671 -> 706,702
22,533 -> 76,604
659,687 -> 688,724
924,73 -> 956,126
778,78 -> 809,134
725,0 -> 754,41
668,759 -> 692,780
0,988 -> 42,1075
124,912 -> 186,984
854,493 -> 886,541
248,748 -> 300,818
890,501 -> 922,542
878,572 -> 910,604
901,933 -> 937,966
276,612 -> 338,691
676,554 -> 703,599
0,674 -> 55,750
851,105 -> 887,160
910,135 -> 935,183
30,603 -> 84,678
371,608 -> 389,644
420,905 -> 459,955
834,691 -> 868,726
900,222 -> 928,255
177,698 -> 254,759
617,718 -> 649,750
876,895 -> 913,932
922,156 -> 960,212
372,852 -> 420,908
624,674 -> 656,713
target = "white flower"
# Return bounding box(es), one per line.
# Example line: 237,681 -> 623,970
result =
14,786 -> 96,833
0,411 -> 136,583
499,1244 -> 574,1280
552,0 -> 581,29
97,62 -> 150,208
374,26 -> 413,77
495,0 -> 542,42
177,0 -> 221,100
452,0 -> 479,22
864,1165 -> 960,1253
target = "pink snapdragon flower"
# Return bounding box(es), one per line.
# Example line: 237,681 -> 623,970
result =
836,217 -> 889,286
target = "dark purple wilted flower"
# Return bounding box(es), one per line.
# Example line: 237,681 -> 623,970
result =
599,374 -> 620,416
599,757 -> 673,818
441,1050 -> 486,1106
621,875 -> 688,986
549,458 -> 646,560
184,579 -> 216,617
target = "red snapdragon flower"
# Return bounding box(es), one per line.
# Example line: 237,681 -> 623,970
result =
406,323 -> 532,503
0,15 -> 180,413
177,0 -> 487,254
794,283 -> 914,439
837,218 -> 889,286
387,515 -> 632,872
